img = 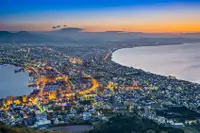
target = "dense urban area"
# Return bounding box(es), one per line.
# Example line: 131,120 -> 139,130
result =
0,42 -> 200,133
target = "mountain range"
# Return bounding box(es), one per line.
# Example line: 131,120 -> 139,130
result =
0,28 -> 200,44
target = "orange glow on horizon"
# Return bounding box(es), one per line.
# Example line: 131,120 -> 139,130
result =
1,22 -> 200,33
1,4 -> 200,33
83,21 -> 200,33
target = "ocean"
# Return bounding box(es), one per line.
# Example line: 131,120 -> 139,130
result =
112,42 -> 200,84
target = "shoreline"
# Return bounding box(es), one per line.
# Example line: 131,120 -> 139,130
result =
110,42 -> 200,85
0,64 -> 32,99
1,42 -> 197,99
1,42 -> 200,131
1,42 -> 200,99
47,124 -> 93,132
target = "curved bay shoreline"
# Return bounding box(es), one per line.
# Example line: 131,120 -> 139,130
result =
111,43 -> 200,84
0,64 -> 31,99
112,42 -> 200,84
1,43 -> 200,131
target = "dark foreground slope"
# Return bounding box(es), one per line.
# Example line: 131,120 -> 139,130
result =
0,122 -> 66,133
89,114 -> 184,133
0,114 -> 185,133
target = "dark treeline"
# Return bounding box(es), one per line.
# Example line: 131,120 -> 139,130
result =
0,122 -> 67,133
89,114 -> 184,133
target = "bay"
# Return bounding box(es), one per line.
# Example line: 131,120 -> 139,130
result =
112,43 -> 200,84
0,65 -> 31,99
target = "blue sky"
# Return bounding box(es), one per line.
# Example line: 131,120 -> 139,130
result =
1,0 -> 200,32
1,0 -> 200,13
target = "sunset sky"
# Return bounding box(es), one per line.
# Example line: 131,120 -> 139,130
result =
1,0 -> 200,33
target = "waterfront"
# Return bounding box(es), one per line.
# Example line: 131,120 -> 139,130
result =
1,44 -> 200,131
112,43 -> 200,84
0,65 -> 31,99
48,125 -> 92,133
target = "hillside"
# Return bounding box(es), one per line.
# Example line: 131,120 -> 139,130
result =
89,114 -> 185,133
0,122 -> 66,133
0,29 -> 200,44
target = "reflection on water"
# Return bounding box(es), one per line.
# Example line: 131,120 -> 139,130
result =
0,65 -> 31,99
48,125 -> 92,133
112,43 -> 200,84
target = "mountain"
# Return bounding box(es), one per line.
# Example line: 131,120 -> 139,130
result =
0,31 -> 76,43
59,27 -> 84,32
0,29 -> 200,44
89,114 -> 185,133
0,31 -> 36,43
0,31 -> 13,37
15,31 -> 32,36
180,33 -> 200,38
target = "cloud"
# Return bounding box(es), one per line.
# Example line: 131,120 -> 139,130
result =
52,26 -> 57,29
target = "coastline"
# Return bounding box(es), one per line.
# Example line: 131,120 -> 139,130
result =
1,43 -> 200,131
1,42 -> 200,97
111,42 -> 200,85
0,64 -> 32,99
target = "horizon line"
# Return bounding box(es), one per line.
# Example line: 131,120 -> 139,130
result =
1,28 -> 200,34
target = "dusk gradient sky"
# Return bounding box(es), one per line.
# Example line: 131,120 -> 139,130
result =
1,0 -> 200,32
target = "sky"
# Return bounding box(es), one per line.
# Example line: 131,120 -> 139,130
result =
1,0 -> 200,33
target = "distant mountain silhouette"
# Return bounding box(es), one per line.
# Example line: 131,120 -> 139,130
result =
0,31 -> 13,37
181,32 -> 200,35
104,31 -> 123,33
0,29 -> 200,44
58,27 -> 84,32
179,32 -> 200,38
0,31 -> 38,43
0,31 -> 76,43
16,31 -> 32,35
